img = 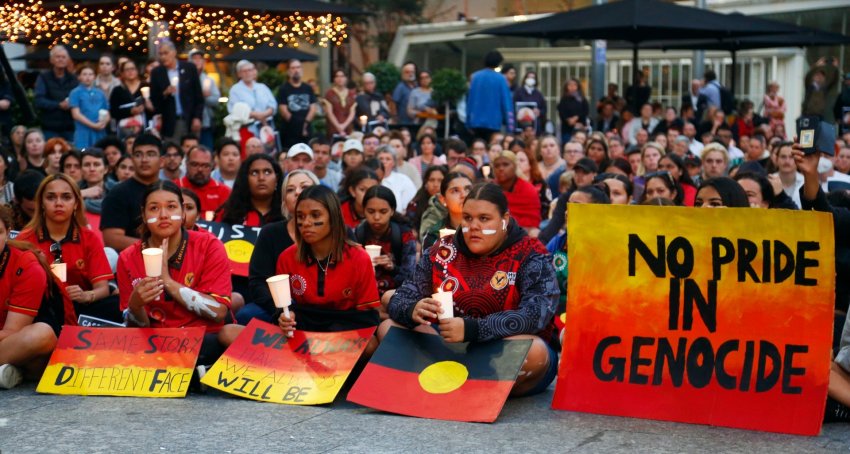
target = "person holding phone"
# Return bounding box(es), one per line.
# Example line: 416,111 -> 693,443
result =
376,145 -> 416,213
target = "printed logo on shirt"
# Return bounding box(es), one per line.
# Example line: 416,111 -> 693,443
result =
553,254 -> 567,272
490,271 -> 517,291
15,267 -> 22,276
439,277 -> 459,294
434,241 -> 457,266
290,274 -> 307,296
343,287 -> 353,298
76,259 -> 86,270
149,308 -> 166,323
184,272 -> 195,287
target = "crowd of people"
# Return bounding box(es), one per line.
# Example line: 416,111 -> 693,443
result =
1,42 -> 850,421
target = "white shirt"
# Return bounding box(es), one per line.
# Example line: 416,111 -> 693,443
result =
688,140 -> 704,157
774,172 -> 804,209
381,171 -> 417,213
823,171 -> 850,192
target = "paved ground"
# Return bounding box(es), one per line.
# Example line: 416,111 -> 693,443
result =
2,381 -> 850,453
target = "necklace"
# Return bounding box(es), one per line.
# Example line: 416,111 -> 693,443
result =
315,255 -> 331,273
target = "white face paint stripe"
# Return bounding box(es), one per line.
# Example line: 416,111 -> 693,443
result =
169,215 -> 183,221
461,227 -> 470,233
146,217 -> 158,224
481,229 -> 497,235
147,216 -> 183,223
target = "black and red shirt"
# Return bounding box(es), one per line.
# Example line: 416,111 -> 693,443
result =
17,223 -> 113,291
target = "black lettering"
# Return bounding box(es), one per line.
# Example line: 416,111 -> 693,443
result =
294,339 -> 312,355
216,372 -> 238,388
252,328 -> 283,350
715,340 -> 739,390
773,240 -> 795,284
592,336 -> 624,382
55,366 -> 75,385
782,344 -> 808,394
711,237 -> 735,281
668,278 -> 680,330
629,234 -> 666,278
755,341 -> 782,392
282,386 -> 310,402
149,369 -> 167,392
737,239 -> 760,283
145,335 -> 158,354
73,329 -> 92,350
762,240 -> 772,283
682,279 -> 717,333
686,337 -> 714,389
739,340 -> 755,391
795,242 -> 819,286
667,237 -> 694,279
628,336 -> 654,385
653,338 -> 686,387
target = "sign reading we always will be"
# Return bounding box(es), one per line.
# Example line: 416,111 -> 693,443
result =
553,205 -> 835,436
202,319 -> 374,405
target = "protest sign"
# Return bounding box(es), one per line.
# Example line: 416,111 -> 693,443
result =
37,326 -> 204,398
195,221 -> 261,276
348,327 -> 531,422
201,319 -> 374,405
552,204 -> 835,435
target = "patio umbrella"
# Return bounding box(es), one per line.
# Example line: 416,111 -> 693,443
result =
470,0 -> 803,85
636,17 -> 850,93
219,47 -> 318,63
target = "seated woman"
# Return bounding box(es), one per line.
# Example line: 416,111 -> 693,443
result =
491,150 -> 541,236
546,186 -> 610,333
658,153 -> 697,206
695,177 -> 750,208
117,181 -> 231,366
0,205 -> 62,389
213,154 -> 283,307
419,172 -> 473,250
407,165 -> 447,235
237,170 -> 320,324
78,148 -> 110,214
221,186 -> 380,349
17,174 -> 120,323
181,188 -> 203,231
214,154 -> 282,227
640,171 -> 683,205
593,173 -> 633,205
339,168 -> 380,229
353,186 -> 416,306
733,171 -> 798,209
381,182 -> 560,396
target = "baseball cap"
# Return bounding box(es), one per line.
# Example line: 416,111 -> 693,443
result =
343,139 -> 363,153
286,143 -> 313,159
188,49 -> 204,59
574,157 -> 599,173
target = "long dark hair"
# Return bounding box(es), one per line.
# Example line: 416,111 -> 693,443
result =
339,167 -> 379,202
642,171 -> 684,205
362,185 -> 409,230
216,154 -> 283,225
660,153 -> 696,188
295,185 -> 355,263
698,177 -> 750,208
411,165 -> 448,229
138,180 -> 183,237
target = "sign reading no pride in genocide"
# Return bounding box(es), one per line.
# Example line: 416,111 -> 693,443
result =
202,319 -> 375,405
553,205 -> 835,436
37,326 -> 204,398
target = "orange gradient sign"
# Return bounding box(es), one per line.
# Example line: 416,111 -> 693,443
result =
37,326 -> 204,398
202,319 -> 375,405
553,205 -> 835,436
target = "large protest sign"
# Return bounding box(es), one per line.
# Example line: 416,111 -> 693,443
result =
201,319 -> 374,405
195,221 -> 260,276
348,327 -> 531,422
37,326 -> 204,398
552,205 -> 835,435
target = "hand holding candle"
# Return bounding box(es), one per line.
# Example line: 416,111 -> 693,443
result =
142,248 -> 163,277
432,291 -> 454,319
140,86 -> 150,99
170,76 -> 179,87
267,274 -> 294,337
365,245 -> 382,266
439,228 -> 455,238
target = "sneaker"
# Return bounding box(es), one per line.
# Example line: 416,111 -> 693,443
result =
193,365 -> 208,393
0,363 -> 23,389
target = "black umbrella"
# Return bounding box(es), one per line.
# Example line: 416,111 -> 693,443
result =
219,47 -> 318,63
637,18 -> 850,93
470,0 -> 802,85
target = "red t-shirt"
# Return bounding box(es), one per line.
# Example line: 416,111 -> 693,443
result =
17,224 -> 113,291
340,199 -> 362,229
117,230 -> 232,333
504,178 -> 542,229
0,245 -> 46,326
175,176 -> 231,214
275,243 -> 379,311
214,208 -> 267,228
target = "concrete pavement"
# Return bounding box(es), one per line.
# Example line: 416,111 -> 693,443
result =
2,382 -> 850,453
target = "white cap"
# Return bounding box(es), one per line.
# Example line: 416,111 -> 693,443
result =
286,143 -> 313,159
343,139 -> 363,153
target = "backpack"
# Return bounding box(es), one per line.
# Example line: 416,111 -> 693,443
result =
354,221 -> 403,267
714,81 -> 735,115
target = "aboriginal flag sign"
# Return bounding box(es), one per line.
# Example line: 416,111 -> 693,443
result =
348,327 -> 531,422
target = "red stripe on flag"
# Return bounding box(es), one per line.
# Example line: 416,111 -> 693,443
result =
348,363 -> 514,423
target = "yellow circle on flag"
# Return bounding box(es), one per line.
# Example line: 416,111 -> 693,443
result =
418,361 -> 469,394
224,240 -> 254,263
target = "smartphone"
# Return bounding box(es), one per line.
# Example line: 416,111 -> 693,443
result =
796,116 -> 820,155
